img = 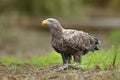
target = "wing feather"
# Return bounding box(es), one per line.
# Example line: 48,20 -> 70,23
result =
64,29 -> 100,52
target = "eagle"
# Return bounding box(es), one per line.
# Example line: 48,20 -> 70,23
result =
42,18 -> 100,70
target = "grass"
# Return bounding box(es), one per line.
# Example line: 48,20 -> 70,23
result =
27,51 -> 61,67
109,29 -> 120,42
81,47 -> 120,69
0,47 -> 120,70
0,51 -> 62,67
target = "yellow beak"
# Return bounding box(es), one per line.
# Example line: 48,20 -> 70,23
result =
41,20 -> 49,26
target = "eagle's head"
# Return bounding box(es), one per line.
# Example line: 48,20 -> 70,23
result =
42,18 -> 61,28
42,18 -> 63,34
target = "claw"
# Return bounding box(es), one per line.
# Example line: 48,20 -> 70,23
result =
69,63 -> 77,68
52,63 -> 80,71
59,64 -> 68,70
53,64 -> 68,71
69,63 -> 80,69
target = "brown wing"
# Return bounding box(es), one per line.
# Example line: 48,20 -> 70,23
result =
64,29 -> 100,52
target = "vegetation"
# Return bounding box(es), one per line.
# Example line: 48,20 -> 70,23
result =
1,0 -> 120,16
0,47 -> 120,70
109,29 -> 120,42
81,47 -> 120,69
0,52 -> 61,67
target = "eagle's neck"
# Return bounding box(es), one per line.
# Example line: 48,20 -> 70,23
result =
49,25 -> 64,37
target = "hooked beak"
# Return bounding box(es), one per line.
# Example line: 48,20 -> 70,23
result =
41,20 -> 49,26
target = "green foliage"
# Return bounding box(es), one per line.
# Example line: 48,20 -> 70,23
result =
81,47 -> 120,69
0,57 -> 24,65
12,0 -> 83,17
82,0 -> 110,7
0,52 -> 61,67
27,51 -> 61,67
0,48 -> 120,70
109,29 -> 120,42
108,0 -> 120,11
1,0 -> 120,16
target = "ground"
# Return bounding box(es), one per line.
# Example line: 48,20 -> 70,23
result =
0,63 -> 120,80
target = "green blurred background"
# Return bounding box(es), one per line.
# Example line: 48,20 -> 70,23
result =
0,0 -> 120,57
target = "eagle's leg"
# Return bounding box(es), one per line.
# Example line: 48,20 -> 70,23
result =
69,51 -> 84,69
73,54 -> 81,63
59,53 -> 71,70
66,54 -> 81,69
73,51 -> 84,63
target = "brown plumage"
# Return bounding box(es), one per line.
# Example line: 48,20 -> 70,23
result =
42,18 -> 100,70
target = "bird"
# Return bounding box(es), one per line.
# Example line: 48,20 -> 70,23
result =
41,18 -> 100,70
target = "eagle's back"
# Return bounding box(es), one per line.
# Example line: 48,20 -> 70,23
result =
51,29 -> 100,55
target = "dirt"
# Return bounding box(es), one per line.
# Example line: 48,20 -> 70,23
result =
0,63 -> 119,80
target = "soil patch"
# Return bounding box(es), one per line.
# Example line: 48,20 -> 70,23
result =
0,63 -> 120,80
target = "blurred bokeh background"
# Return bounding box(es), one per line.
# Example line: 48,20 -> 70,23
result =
0,0 -> 120,58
